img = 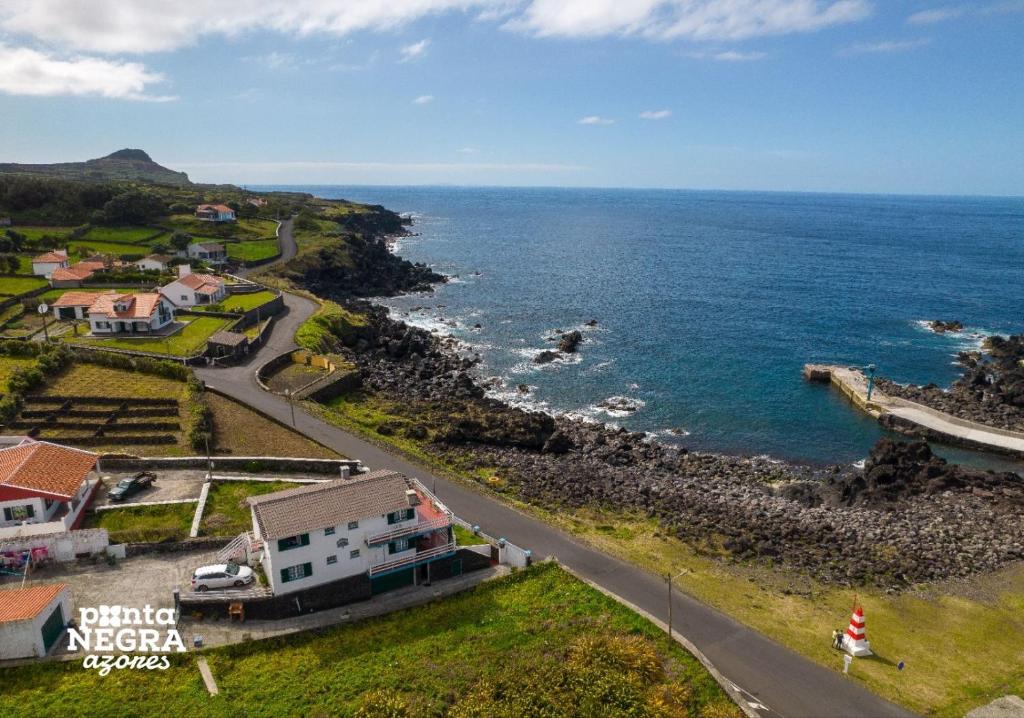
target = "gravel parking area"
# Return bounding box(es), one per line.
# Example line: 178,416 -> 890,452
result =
94,469 -> 208,507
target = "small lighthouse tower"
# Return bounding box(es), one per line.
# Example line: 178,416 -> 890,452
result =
841,605 -> 872,657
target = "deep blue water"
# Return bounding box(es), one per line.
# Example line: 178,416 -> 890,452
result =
262,185 -> 1024,468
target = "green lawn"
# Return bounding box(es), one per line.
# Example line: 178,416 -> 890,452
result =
227,239 -> 279,262
80,226 -> 164,244
192,290 -> 279,315
81,503 -> 195,543
0,563 -> 739,718
8,226 -> 73,242
200,480 -> 298,536
68,241 -> 149,258
164,214 -> 277,242
66,316 -> 233,356
453,523 -> 488,546
0,355 -> 37,387
0,275 -> 47,296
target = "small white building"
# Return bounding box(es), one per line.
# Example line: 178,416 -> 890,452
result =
51,290 -> 115,320
31,250 -> 70,278
86,292 -> 174,335
195,204 -> 236,222
135,254 -> 174,272
0,583 -> 72,659
160,265 -> 227,307
248,470 -> 455,596
186,242 -> 227,265
0,439 -> 99,536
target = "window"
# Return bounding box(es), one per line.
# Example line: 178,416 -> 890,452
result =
388,538 -> 412,555
326,555 -> 337,565
280,563 -> 313,583
277,533 -> 310,551
387,508 -> 416,525
3,505 -> 35,522
349,549 -> 360,559
336,537 -> 349,548
347,521 -> 359,530
324,527 -> 335,536
181,295 -> 188,301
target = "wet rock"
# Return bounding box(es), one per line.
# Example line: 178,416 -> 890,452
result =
557,330 -> 584,353
534,350 -> 561,364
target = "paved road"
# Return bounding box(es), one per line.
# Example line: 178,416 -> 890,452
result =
198,295 -> 914,718
234,217 -> 298,278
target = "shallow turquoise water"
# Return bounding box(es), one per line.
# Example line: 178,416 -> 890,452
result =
265,185 -> 1024,469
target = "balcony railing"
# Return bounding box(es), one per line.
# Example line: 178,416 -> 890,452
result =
367,540 -> 457,577
366,516 -> 451,546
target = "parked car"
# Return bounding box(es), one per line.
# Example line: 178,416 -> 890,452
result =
107,472 -> 157,502
191,563 -> 254,591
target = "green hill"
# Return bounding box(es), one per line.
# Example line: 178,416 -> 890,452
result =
0,149 -> 191,186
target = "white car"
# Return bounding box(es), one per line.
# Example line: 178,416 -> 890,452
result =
191,563 -> 254,591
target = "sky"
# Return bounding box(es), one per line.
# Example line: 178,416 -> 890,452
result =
0,1 -> 1022,196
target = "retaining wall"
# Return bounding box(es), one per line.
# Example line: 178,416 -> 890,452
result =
98,453 -> 363,476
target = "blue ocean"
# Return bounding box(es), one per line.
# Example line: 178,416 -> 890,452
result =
265,186 -> 1024,469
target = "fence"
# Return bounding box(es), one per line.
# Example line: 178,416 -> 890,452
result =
451,516 -> 532,568
0,527 -> 109,562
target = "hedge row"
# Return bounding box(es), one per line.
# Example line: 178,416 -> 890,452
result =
185,376 -> 213,451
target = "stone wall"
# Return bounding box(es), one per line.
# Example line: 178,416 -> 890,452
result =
99,453 -> 364,476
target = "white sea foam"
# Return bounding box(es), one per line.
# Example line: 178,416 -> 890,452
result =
592,395 -> 647,418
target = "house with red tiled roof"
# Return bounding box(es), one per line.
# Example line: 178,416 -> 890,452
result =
160,264 -> 226,307
195,203 -> 236,222
0,440 -> 99,537
0,583 -> 72,659
86,291 -> 174,335
31,249 -> 69,278
51,290 -> 119,320
185,240 -> 228,265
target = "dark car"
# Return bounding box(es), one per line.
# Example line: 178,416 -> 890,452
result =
107,472 -> 156,502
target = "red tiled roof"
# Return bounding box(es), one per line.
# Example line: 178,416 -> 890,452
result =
32,251 -> 68,264
0,584 -> 67,623
197,204 -> 233,213
177,272 -> 223,291
0,441 -> 97,499
88,292 -> 165,320
52,290 -> 117,308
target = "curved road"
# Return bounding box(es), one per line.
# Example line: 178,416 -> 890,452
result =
200,226 -> 914,718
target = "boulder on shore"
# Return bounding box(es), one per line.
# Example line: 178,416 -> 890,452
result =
927,320 -> 964,334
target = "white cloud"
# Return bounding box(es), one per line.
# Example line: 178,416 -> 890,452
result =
413,94 -> 435,104
1,1 -> 872,54
906,7 -> 964,25
253,51 -> 297,69
399,38 -> 431,62
507,0 -> 872,41
712,50 -> 767,61
0,42 -> 173,100
639,109 -> 671,120
578,115 -> 615,125
457,146 -> 479,153
840,38 -> 931,55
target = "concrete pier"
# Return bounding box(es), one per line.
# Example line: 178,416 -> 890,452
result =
804,364 -> 1024,458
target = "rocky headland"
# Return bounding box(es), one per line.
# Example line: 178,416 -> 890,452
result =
300,214 -> 1024,589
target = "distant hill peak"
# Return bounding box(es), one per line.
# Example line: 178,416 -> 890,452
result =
98,148 -> 154,162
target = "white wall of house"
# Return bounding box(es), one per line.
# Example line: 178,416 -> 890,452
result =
88,299 -> 173,335
0,476 -> 96,535
186,244 -> 227,264
0,588 -> 71,659
32,260 -> 68,278
160,279 -> 226,308
52,305 -> 89,320
257,509 -> 426,595
135,258 -> 167,272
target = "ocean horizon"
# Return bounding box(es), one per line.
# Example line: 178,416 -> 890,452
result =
259,184 -> 1024,471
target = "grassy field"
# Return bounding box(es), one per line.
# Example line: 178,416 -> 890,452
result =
193,289 -> 278,314
200,480 -> 298,536
82,502 -> 195,543
9,226 -> 72,242
66,316 -> 233,356
206,392 -> 340,459
311,391 -> 1024,717
0,563 -> 740,718
68,241 -> 150,258
165,215 -> 277,242
0,355 -> 37,387
0,275 -> 47,296
80,226 -> 163,244
227,239 -> 279,262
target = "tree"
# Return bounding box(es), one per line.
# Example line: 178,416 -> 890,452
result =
150,241 -> 169,254
169,230 -> 192,252
100,190 -> 166,225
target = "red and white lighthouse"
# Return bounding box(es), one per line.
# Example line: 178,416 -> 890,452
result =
841,606 -> 872,657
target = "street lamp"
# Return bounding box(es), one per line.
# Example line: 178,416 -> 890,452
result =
864,364 -> 878,402
37,303 -> 49,342
666,569 -> 690,641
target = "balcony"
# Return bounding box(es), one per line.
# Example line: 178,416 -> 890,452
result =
366,515 -> 452,546
367,540 -> 457,578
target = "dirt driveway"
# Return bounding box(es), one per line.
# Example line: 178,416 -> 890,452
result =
94,469 -> 208,507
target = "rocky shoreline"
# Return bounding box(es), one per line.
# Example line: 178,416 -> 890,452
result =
304,215 -> 1024,589
878,334 -> 1024,432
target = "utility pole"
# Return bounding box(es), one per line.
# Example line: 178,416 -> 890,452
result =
285,388 -> 296,427
666,569 -> 690,641
865,364 -> 878,402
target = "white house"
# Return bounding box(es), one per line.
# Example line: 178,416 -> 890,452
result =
160,265 -> 227,307
0,440 -> 99,537
0,583 -> 72,659
135,254 -> 174,272
247,470 -> 455,596
195,204 -> 236,222
31,250 -> 69,278
186,242 -> 227,265
51,290 -> 115,320
86,292 -> 175,335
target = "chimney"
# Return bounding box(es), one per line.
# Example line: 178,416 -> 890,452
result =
405,489 -> 421,507
178,264 -> 192,278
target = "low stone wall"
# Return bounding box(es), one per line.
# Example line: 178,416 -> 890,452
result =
256,349 -> 362,401
98,453 -> 364,476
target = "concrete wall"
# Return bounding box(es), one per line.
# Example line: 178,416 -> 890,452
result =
99,454 -> 363,476
0,528 -> 108,562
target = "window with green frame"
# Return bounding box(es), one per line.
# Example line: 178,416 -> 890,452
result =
387,508 -> 415,525
388,537 -> 412,554
277,533 -> 310,551
280,562 -> 313,583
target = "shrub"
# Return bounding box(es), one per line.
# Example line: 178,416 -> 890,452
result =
353,690 -> 410,718
185,376 -> 213,451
